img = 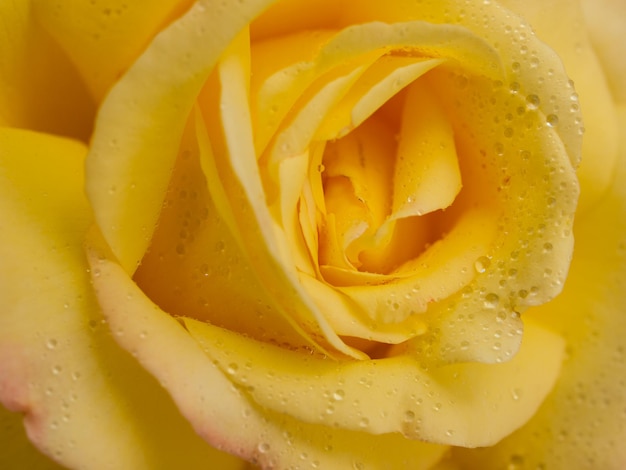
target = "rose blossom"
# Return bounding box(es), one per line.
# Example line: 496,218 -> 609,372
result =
0,0 -> 624,469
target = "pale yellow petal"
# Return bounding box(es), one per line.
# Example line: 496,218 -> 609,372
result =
86,0 -> 276,274
134,110 -> 324,353
451,105 -> 626,470
581,0 -> 626,103
197,32 -> 365,359
0,128 -> 244,469
87,234 -> 448,469
183,315 -> 564,447
498,0 -> 620,213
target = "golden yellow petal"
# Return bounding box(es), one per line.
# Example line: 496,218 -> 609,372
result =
0,1 -> 94,140
33,0 -> 194,102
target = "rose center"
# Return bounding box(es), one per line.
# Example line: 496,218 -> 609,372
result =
316,73 -> 463,282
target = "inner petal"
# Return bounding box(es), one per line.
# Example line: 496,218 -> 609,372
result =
391,77 -> 461,219
319,114 -> 395,270
317,74 -> 463,277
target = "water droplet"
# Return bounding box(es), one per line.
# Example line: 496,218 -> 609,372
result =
526,94 -> 540,110
46,339 -> 58,350
258,442 -> 270,454
508,454 -> 524,470
494,142 -> 505,156
511,388 -> 522,400
226,363 -> 238,375
332,390 -> 345,401
546,114 -> 559,127
474,256 -> 490,273
52,365 -> 62,375
403,410 -> 415,421
358,417 -> 370,428
484,293 -> 500,309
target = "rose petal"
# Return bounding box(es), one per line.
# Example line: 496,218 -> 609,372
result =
88,235 -> 449,469
134,110 -> 332,353
391,78 -> 461,219
315,55 -> 444,140
252,20 -> 501,157
450,105 -> 626,470
0,399 -> 64,469
0,128 -> 245,469
498,0 -> 620,214
86,0 -> 276,274
197,32 -> 367,359
581,0 -> 626,103
183,314 -> 564,447
0,1 -> 94,139
33,0 -> 195,101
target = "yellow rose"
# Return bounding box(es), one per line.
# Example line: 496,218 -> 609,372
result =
0,0 -> 623,469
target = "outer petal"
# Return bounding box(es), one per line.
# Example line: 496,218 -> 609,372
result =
581,0 -> 626,103
0,406 -> 64,469
498,0 -> 619,212
0,1 -> 94,140
0,128 -> 245,469
33,0 -> 195,102
450,106 -> 626,469
182,315 -> 563,447
87,235 -> 449,469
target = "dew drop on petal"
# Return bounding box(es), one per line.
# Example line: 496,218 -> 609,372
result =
484,293 -> 500,309
525,94 -> 540,110
507,454 -> 524,470
546,114 -> 559,127
474,256 -> 490,273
